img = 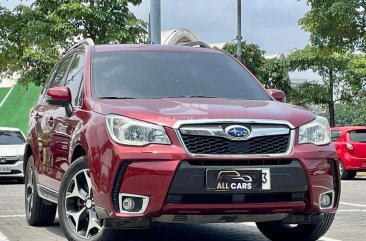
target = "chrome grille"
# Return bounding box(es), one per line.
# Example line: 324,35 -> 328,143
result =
177,122 -> 293,156
0,156 -> 19,165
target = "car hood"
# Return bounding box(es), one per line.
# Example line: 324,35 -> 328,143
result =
0,144 -> 25,157
93,98 -> 315,129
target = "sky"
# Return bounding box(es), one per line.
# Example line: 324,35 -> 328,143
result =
129,0 -> 311,55
1,0 -> 317,79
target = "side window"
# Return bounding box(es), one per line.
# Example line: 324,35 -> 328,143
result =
51,57 -> 73,88
331,130 -> 341,142
40,64 -> 60,103
64,54 -> 85,106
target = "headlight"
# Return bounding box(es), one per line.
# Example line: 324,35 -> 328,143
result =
298,116 -> 331,145
105,115 -> 171,146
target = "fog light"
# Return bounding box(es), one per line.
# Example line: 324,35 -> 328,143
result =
320,194 -> 331,206
122,197 -> 136,211
119,193 -> 149,213
319,191 -> 334,209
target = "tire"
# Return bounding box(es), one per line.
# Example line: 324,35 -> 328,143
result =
339,160 -> 356,180
256,213 -> 335,241
25,156 -> 57,226
58,156 -> 118,241
345,171 -> 357,180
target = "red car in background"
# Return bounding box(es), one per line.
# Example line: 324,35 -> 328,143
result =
331,126 -> 366,179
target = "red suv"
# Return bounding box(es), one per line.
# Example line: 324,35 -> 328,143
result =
331,126 -> 366,179
24,39 -> 339,241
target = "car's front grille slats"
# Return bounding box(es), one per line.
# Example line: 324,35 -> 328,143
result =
181,134 -> 290,155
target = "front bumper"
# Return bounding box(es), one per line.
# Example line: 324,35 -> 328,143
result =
0,160 -> 24,179
91,136 -> 339,220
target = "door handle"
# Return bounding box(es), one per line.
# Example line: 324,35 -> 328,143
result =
48,116 -> 54,127
35,113 -> 42,121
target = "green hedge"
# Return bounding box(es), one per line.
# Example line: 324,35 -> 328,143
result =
0,84 -> 42,134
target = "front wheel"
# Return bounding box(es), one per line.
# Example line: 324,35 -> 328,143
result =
256,213 -> 335,241
58,156 -> 118,241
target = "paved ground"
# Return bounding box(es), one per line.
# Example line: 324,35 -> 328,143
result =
0,175 -> 365,241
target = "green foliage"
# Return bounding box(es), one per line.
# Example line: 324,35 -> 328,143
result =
331,102 -> 366,126
345,54 -> 366,99
300,0 -> 366,52
287,46 -> 365,126
0,0 -> 147,86
260,58 -> 292,94
223,42 -> 292,95
223,42 -> 265,78
0,84 -> 42,134
289,82 -> 328,107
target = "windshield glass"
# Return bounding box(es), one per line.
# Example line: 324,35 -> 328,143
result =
91,50 -> 270,100
349,130 -> 366,143
0,130 -> 25,145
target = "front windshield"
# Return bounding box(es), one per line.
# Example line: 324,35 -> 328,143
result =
0,130 -> 25,145
91,50 -> 270,100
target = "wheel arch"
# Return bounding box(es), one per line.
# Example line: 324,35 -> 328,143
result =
23,144 -> 34,174
70,144 -> 87,164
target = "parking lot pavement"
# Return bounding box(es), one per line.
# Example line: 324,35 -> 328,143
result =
0,175 -> 365,241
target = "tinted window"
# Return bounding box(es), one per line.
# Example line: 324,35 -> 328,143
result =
40,64 -> 60,103
0,131 -> 25,145
331,130 -> 341,141
91,51 -> 270,100
349,130 -> 366,143
64,54 -> 85,106
51,57 -> 73,88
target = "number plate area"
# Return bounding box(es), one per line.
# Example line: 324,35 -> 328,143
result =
0,167 -> 12,173
206,168 -> 271,191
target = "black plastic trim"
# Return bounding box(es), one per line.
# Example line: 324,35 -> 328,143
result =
112,161 -> 131,212
168,160 -> 308,196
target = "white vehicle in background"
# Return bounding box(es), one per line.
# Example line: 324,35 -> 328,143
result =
0,127 -> 26,182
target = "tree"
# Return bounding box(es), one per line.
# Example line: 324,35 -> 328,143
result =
300,0 -> 366,52
287,46 -> 360,127
289,81 -> 328,108
223,41 -> 265,78
330,102 -> 366,126
223,42 -> 292,95
0,0 -> 147,86
344,54 -> 366,100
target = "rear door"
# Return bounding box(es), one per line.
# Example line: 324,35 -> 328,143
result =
347,129 -> 366,158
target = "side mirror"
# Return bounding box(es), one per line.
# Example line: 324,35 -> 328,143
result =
46,87 -> 71,105
266,89 -> 286,102
46,87 -> 73,116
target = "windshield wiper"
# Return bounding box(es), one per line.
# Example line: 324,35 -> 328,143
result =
98,97 -> 136,99
162,95 -> 218,98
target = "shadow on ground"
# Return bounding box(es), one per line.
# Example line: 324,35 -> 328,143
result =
42,221 -> 267,241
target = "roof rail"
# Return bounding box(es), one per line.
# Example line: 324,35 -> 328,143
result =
66,38 -> 95,53
180,41 -> 211,49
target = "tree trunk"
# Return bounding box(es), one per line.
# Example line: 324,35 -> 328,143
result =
328,69 -> 335,127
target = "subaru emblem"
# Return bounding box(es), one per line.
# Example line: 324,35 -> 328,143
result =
225,125 -> 251,138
